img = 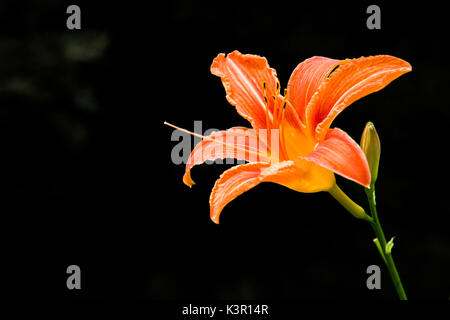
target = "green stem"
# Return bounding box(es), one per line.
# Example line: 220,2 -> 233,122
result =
365,186 -> 407,300
328,184 -> 373,223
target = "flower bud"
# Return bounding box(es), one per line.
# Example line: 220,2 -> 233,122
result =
360,122 -> 381,185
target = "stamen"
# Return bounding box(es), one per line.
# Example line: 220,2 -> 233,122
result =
278,88 -> 288,125
272,95 -> 280,128
278,108 -> 288,160
164,121 -> 263,159
277,95 -> 288,124
164,121 -> 207,140
261,81 -> 273,147
262,81 -> 271,131
327,65 -> 340,78
276,98 -> 287,133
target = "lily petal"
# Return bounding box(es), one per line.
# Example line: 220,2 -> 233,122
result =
306,128 -> 371,187
209,159 -> 336,223
211,50 -> 280,130
183,127 -> 269,186
287,56 -> 341,125
263,158 -> 335,193
305,55 -> 412,141
209,162 -> 271,224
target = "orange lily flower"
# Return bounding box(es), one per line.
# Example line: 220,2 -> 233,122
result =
177,50 -> 411,223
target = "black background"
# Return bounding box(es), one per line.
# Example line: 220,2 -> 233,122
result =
1,1 -> 449,302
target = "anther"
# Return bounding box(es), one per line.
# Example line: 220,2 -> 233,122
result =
327,65 -> 340,78
262,81 -> 269,107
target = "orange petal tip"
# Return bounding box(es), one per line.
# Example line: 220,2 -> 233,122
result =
210,215 -> 220,224
182,172 -> 195,188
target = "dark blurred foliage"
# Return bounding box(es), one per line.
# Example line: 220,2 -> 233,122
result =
1,1 -> 449,302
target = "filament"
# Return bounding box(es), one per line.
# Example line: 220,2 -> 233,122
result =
164,122 -> 265,160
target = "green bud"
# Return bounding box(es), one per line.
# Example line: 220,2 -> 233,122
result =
360,122 -> 381,185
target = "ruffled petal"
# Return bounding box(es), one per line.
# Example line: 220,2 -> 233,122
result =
287,56 -> 341,124
306,128 -> 371,187
209,162 -> 270,223
305,55 -> 412,141
211,50 -> 280,130
209,157 -> 337,223
183,127 -> 269,186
